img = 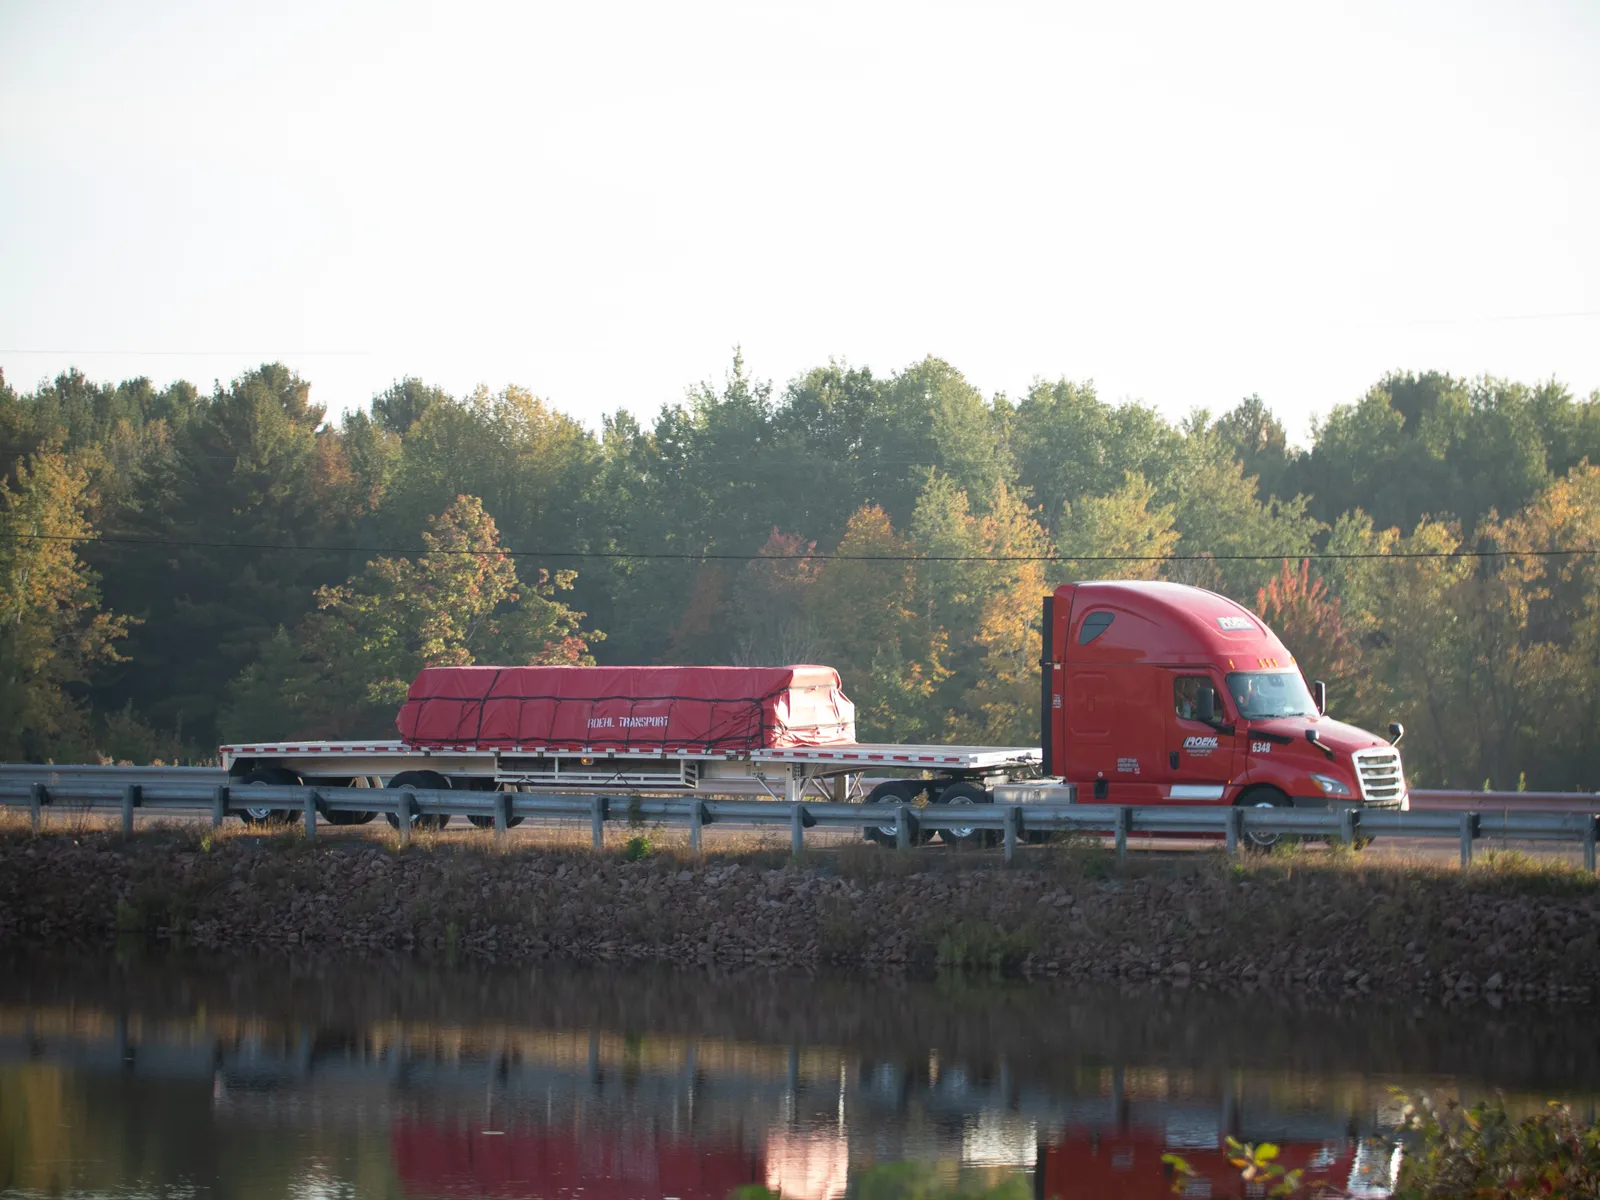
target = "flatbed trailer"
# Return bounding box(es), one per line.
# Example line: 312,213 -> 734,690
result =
219,739 -> 1043,827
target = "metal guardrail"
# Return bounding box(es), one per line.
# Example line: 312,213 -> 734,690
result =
3,767 -> 1598,868
4,764 -> 1593,807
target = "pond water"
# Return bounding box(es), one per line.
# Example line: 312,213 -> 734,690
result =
0,956 -> 1596,1199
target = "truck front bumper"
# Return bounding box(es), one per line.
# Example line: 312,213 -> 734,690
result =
1290,794 -> 1409,813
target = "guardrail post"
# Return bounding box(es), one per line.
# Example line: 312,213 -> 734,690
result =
591,796 -> 608,850
790,804 -> 806,857
1459,811 -> 1477,867
1114,806 -> 1131,863
1003,805 -> 1020,863
120,784 -> 140,837
493,791 -> 509,837
397,790 -> 415,847
1339,806 -> 1357,847
1225,807 -> 1242,857
1586,816 -> 1597,874
29,783 -> 45,831
690,800 -> 705,854
304,789 -> 318,838
212,785 -> 228,828
895,804 -> 911,852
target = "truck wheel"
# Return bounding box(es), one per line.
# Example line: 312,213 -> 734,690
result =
1235,787 -> 1290,852
466,783 -> 524,830
384,770 -> 452,831
937,783 -> 994,847
239,767 -> 300,825
467,807 -> 525,831
319,777 -> 377,825
864,781 -> 920,845
467,815 -> 526,829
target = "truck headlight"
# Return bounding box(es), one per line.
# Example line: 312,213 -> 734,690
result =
1310,773 -> 1352,797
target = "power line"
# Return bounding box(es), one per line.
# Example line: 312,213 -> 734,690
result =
0,530 -> 1592,563
0,349 -> 371,357
6,309 -> 1596,353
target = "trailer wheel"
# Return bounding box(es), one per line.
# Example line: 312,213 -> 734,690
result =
384,770 -> 452,831
937,783 -> 994,847
1235,787 -> 1291,852
864,781 -> 920,845
467,787 -> 525,831
467,814 -> 526,829
239,767 -> 300,825
319,776 -> 377,825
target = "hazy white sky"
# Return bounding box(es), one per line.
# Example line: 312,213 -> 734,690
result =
2,0 -> 1596,442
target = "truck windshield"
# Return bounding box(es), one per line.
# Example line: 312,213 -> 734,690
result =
1225,670 -> 1317,719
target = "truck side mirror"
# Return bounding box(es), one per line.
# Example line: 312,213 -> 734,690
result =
1195,685 -> 1216,725
1305,728 -> 1335,760
1388,722 -> 1405,746
1313,679 -> 1327,714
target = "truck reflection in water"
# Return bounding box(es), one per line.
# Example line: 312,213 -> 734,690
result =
1039,1127 -> 1401,1199
12,986 -> 1587,1200
0,1006 -> 1424,1200
389,1124 -> 854,1200
392,1124 -> 770,1200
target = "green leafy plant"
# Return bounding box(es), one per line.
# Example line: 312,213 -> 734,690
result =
931,919 -> 1036,974
114,899 -> 143,933
1393,1093 -> 1600,1197
1163,1138 -> 1304,1198
623,833 -> 654,862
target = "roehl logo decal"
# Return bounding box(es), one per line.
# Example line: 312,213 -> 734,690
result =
1183,736 -> 1219,751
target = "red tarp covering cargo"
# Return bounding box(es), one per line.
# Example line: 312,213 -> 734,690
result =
395,665 -> 856,750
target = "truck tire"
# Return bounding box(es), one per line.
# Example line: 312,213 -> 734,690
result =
239,767 -> 300,825
384,770 -> 452,831
864,780 -> 920,845
320,776 -> 377,825
1235,787 -> 1290,852
937,782 -> 994,847
467,785 -> 525,830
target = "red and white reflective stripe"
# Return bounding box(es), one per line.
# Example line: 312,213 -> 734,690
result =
224,743 -> 406,755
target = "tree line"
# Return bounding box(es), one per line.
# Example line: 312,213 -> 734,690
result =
0,355 -> 1596,790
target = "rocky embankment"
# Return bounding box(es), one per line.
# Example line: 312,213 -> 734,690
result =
1,826 -> 1596,1003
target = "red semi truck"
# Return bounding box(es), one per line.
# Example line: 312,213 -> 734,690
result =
220,580 -> 1405,837
1021,580 -> 1407,814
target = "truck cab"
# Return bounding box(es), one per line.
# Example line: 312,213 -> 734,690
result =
1040,581 -> 1406,814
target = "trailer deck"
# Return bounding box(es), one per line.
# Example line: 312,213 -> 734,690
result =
220,740 -> 1041,772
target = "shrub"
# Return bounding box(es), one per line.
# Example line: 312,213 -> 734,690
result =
1394,1094 -> 1600,1197
931,920 -> 1036,974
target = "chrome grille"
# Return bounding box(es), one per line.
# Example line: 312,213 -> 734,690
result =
1353,748 -> 1405,805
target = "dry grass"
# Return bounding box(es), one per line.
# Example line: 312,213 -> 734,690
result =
5,803 -> 1598,898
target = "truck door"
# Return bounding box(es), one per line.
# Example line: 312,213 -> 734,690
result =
1164,671 -> 1238,801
